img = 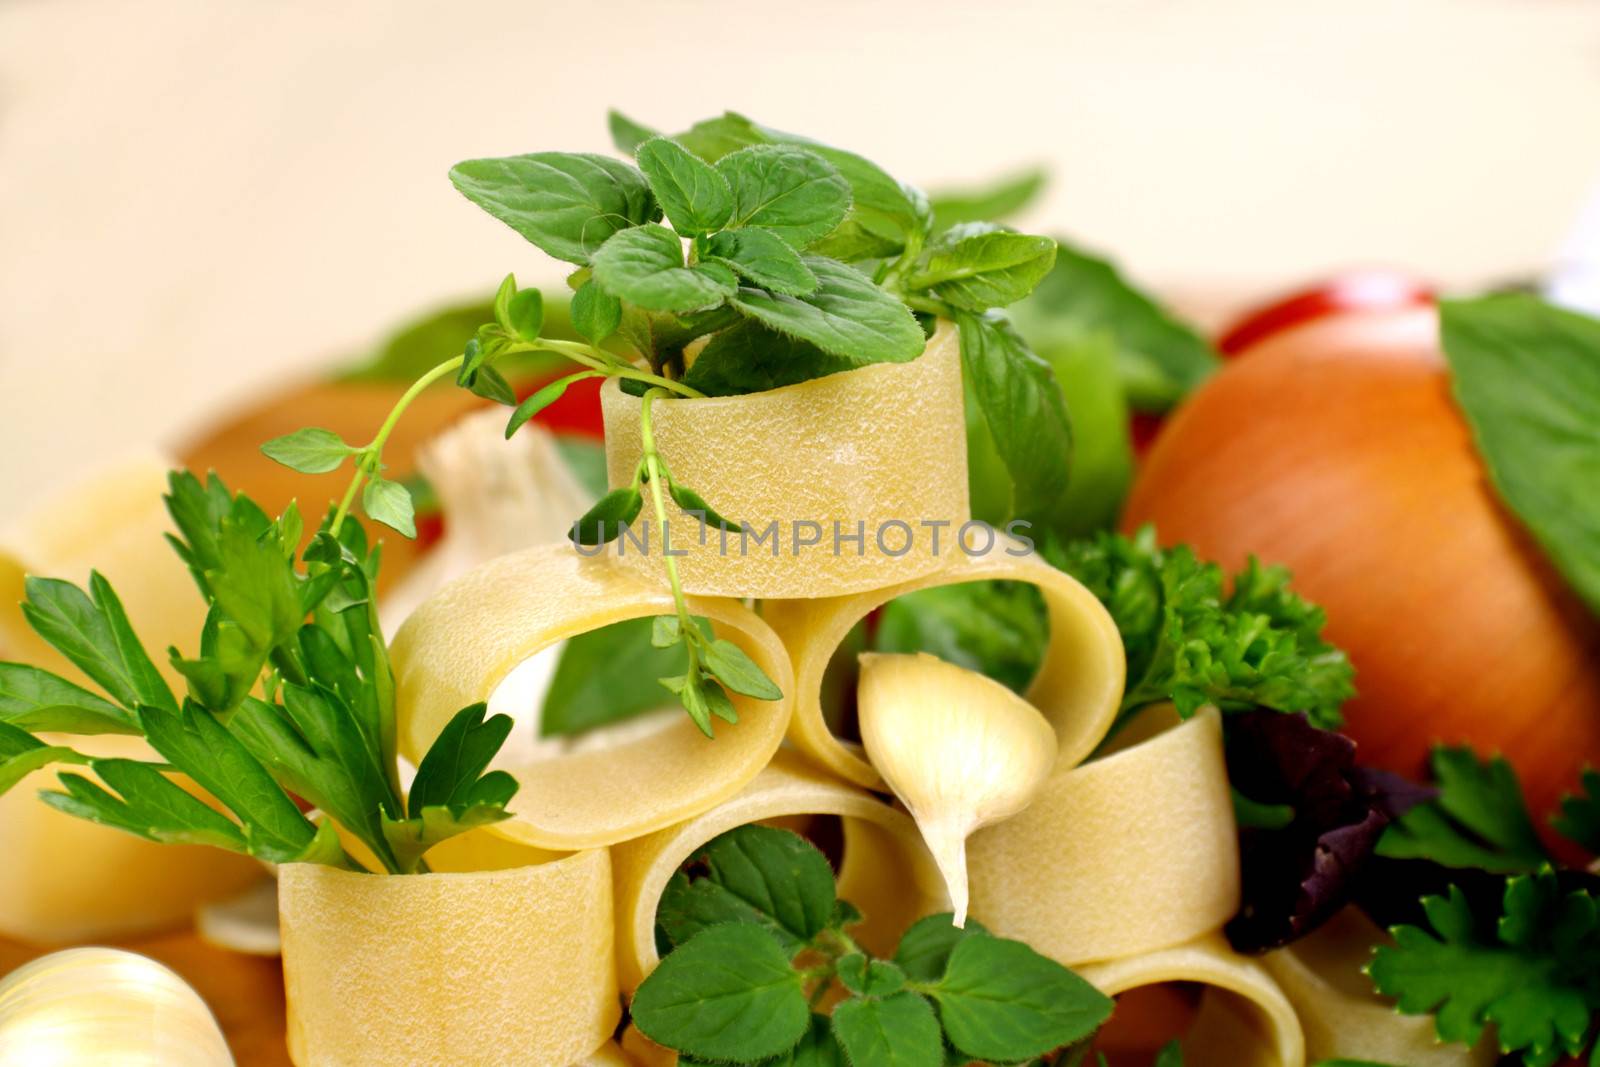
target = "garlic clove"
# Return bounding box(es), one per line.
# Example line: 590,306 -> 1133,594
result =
856,651 -> 1057,926
0,947 -> 233,1066
194,878 -> 280,957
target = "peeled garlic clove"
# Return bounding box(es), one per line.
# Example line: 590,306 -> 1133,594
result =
0,947 -> 233,1066
857,652 -> 1056,926
195,878 -> 280,957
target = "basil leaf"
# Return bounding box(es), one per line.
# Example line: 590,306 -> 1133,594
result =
682,321 -> 853,397
0,662 -> 139,734
260,427 -> 353,474
928,167 -> 1048,232
954,310 -> 1073,526
703,638 -> 782,701
893,912 -> 989,982
570,487 -> 643,545
591,224 -> 737,313
830,991 -> 942,1067
716,145 -> 851,250
362,476 -> 416,538
448,152 -> 658,265
1010,240 -> 1217,412
608,109 -> 660,155
911,223 -> 1057,311
540,617 -> 693,737
874,582 -> 1046,695
1040,331 -> 1134,537
1439,294 -> 1600,618
929,933 -> 1113,1062
733,257 -> 923,364
704,229 -> 818,296
636,137 -> 733,237
570,279 -> 621,344
631,924 -> 810,1063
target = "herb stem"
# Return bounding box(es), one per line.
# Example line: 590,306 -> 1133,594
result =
640,388 -> 703,703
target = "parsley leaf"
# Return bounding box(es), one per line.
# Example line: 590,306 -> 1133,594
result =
1050,526 -> 1354,726
381,703 -> 518,872
0,720 -> 90,794
1555,769 -> 1600,858
0,662 -> 138,734
1369,869 -> 1600,1066
20,573 -> 176,716
1377,747 -> 1551,874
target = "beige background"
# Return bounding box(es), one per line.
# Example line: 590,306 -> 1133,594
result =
2,0 -> 1598,514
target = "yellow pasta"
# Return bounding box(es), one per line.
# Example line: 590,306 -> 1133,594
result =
1263,907 -> 1496,1066
763,539 -> 1125,789
967,707 -> 1240,965
279,844 -> 618,1067
390,544 -> 794,850
610,749 -> 947,993
600,322 -> 969,599
1077,934 -> 1306,1067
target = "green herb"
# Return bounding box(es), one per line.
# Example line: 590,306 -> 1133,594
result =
1377,747 -> 1551,873
1051,526 -> 1353,725
873,581 -> 1047,695
0,473 -> 519,875
1555,769 -> 1600,856
1009,240 -> 1217,413
927,168 -> 1048,233
1439,294 -> 1600,619
539,617 -> 707,738
1368,868 -> 1600,1066
635,825 -> 1111,1066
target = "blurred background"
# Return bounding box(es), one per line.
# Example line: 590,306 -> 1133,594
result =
2,0 -> 1599,512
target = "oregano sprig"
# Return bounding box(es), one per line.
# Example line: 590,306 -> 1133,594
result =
633,824 -> 1113,1065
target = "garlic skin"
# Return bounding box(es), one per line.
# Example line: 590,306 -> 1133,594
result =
0,948 -> 233,1067
856,652 -> 1056,926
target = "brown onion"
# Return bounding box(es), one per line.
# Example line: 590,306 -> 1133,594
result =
1123,308 -> 1600,833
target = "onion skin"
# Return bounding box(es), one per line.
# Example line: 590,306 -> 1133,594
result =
1123,308 -> 1600,837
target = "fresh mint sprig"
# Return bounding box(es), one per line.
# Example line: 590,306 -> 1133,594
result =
633,824 -> 1112,1066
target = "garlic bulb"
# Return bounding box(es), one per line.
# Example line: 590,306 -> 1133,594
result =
0,948 -> 233,1066
379,408 -> 594,633
856,652 -> 1056,926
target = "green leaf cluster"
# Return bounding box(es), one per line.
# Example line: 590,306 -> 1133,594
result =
1369,868 -> 1600,1066
0,473 -> 518,874
633,824 -> 1112,1066
1050,525 -> 1354,726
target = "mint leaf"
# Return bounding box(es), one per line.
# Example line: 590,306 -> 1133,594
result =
733,257 -> 923,363
837,954 -> 907,997
681,321 -> 856,397
703,638 -> 782,701
1439,294 -> 1600,618
1378,747 -> 1550,874
636,137 -> 733,236
912,224 -> 1057,311
716,144 -> 850,250
0,663 -> 139,734
656,870 -> 805,957
631,923 -> 811,1063
362,476 -> 416,538
689,823 -> 835,943
1368,871 -> 1599,1064
929,932 -> 1113,1062
260,427 -> 353,474
928,168 -> 1048,232
953,310 -> 1073,527
830,991 -> 942,1067
0,721 -> 90,795
571,279 -> 622,344
591,224 -> 737,313
449,152 -> 659,265
1009,240 -> 1217,413
1555,769 -> 1600,855
506,371 -> 604,438
608,109 -> 659,155
704,228 -> 819,296
569,487 -> 642,545
21,573 -> 176,715
893,913 -> 989,982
